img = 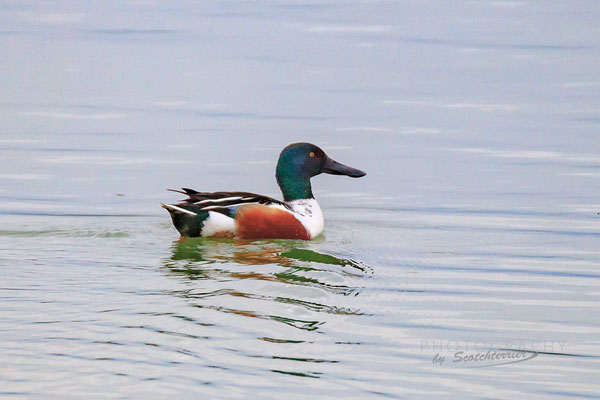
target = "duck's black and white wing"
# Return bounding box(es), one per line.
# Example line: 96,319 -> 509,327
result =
168,188 -> 289,215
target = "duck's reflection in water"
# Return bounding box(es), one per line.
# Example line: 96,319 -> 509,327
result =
162,238 -> 370,332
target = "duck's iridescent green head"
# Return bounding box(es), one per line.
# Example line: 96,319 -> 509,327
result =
275,142 -> 366,201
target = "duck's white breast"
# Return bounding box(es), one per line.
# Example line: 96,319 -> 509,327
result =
286,199 -> 324,239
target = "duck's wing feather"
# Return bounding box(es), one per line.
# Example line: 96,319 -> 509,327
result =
168,188 -> 290,216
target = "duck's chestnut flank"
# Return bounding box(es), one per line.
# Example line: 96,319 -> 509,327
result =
235,204 -> 311,240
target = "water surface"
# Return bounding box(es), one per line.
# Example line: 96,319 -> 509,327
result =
1,1 -> 599,398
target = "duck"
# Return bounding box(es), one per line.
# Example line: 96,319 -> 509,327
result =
161,142 -> 366,240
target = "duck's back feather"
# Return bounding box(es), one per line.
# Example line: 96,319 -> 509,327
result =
168,188 -> 290,217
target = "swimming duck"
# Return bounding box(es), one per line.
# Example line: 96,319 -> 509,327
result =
161,142 -> 366,239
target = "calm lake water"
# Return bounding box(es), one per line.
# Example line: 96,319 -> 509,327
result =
1,1 -> 599,398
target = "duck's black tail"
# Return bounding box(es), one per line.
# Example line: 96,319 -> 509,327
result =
161,204 -> 209,237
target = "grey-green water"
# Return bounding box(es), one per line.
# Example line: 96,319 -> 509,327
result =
1,1 -> 599,398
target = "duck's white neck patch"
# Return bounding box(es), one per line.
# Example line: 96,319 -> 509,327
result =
286,199 -> 324,239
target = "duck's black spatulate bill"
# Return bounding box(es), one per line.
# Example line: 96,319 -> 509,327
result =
322,156 -> 366,178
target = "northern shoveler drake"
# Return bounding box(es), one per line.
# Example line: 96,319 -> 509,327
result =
161,142 -> 366,240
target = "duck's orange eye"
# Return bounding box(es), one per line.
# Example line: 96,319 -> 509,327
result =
309,152 -> 315,157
